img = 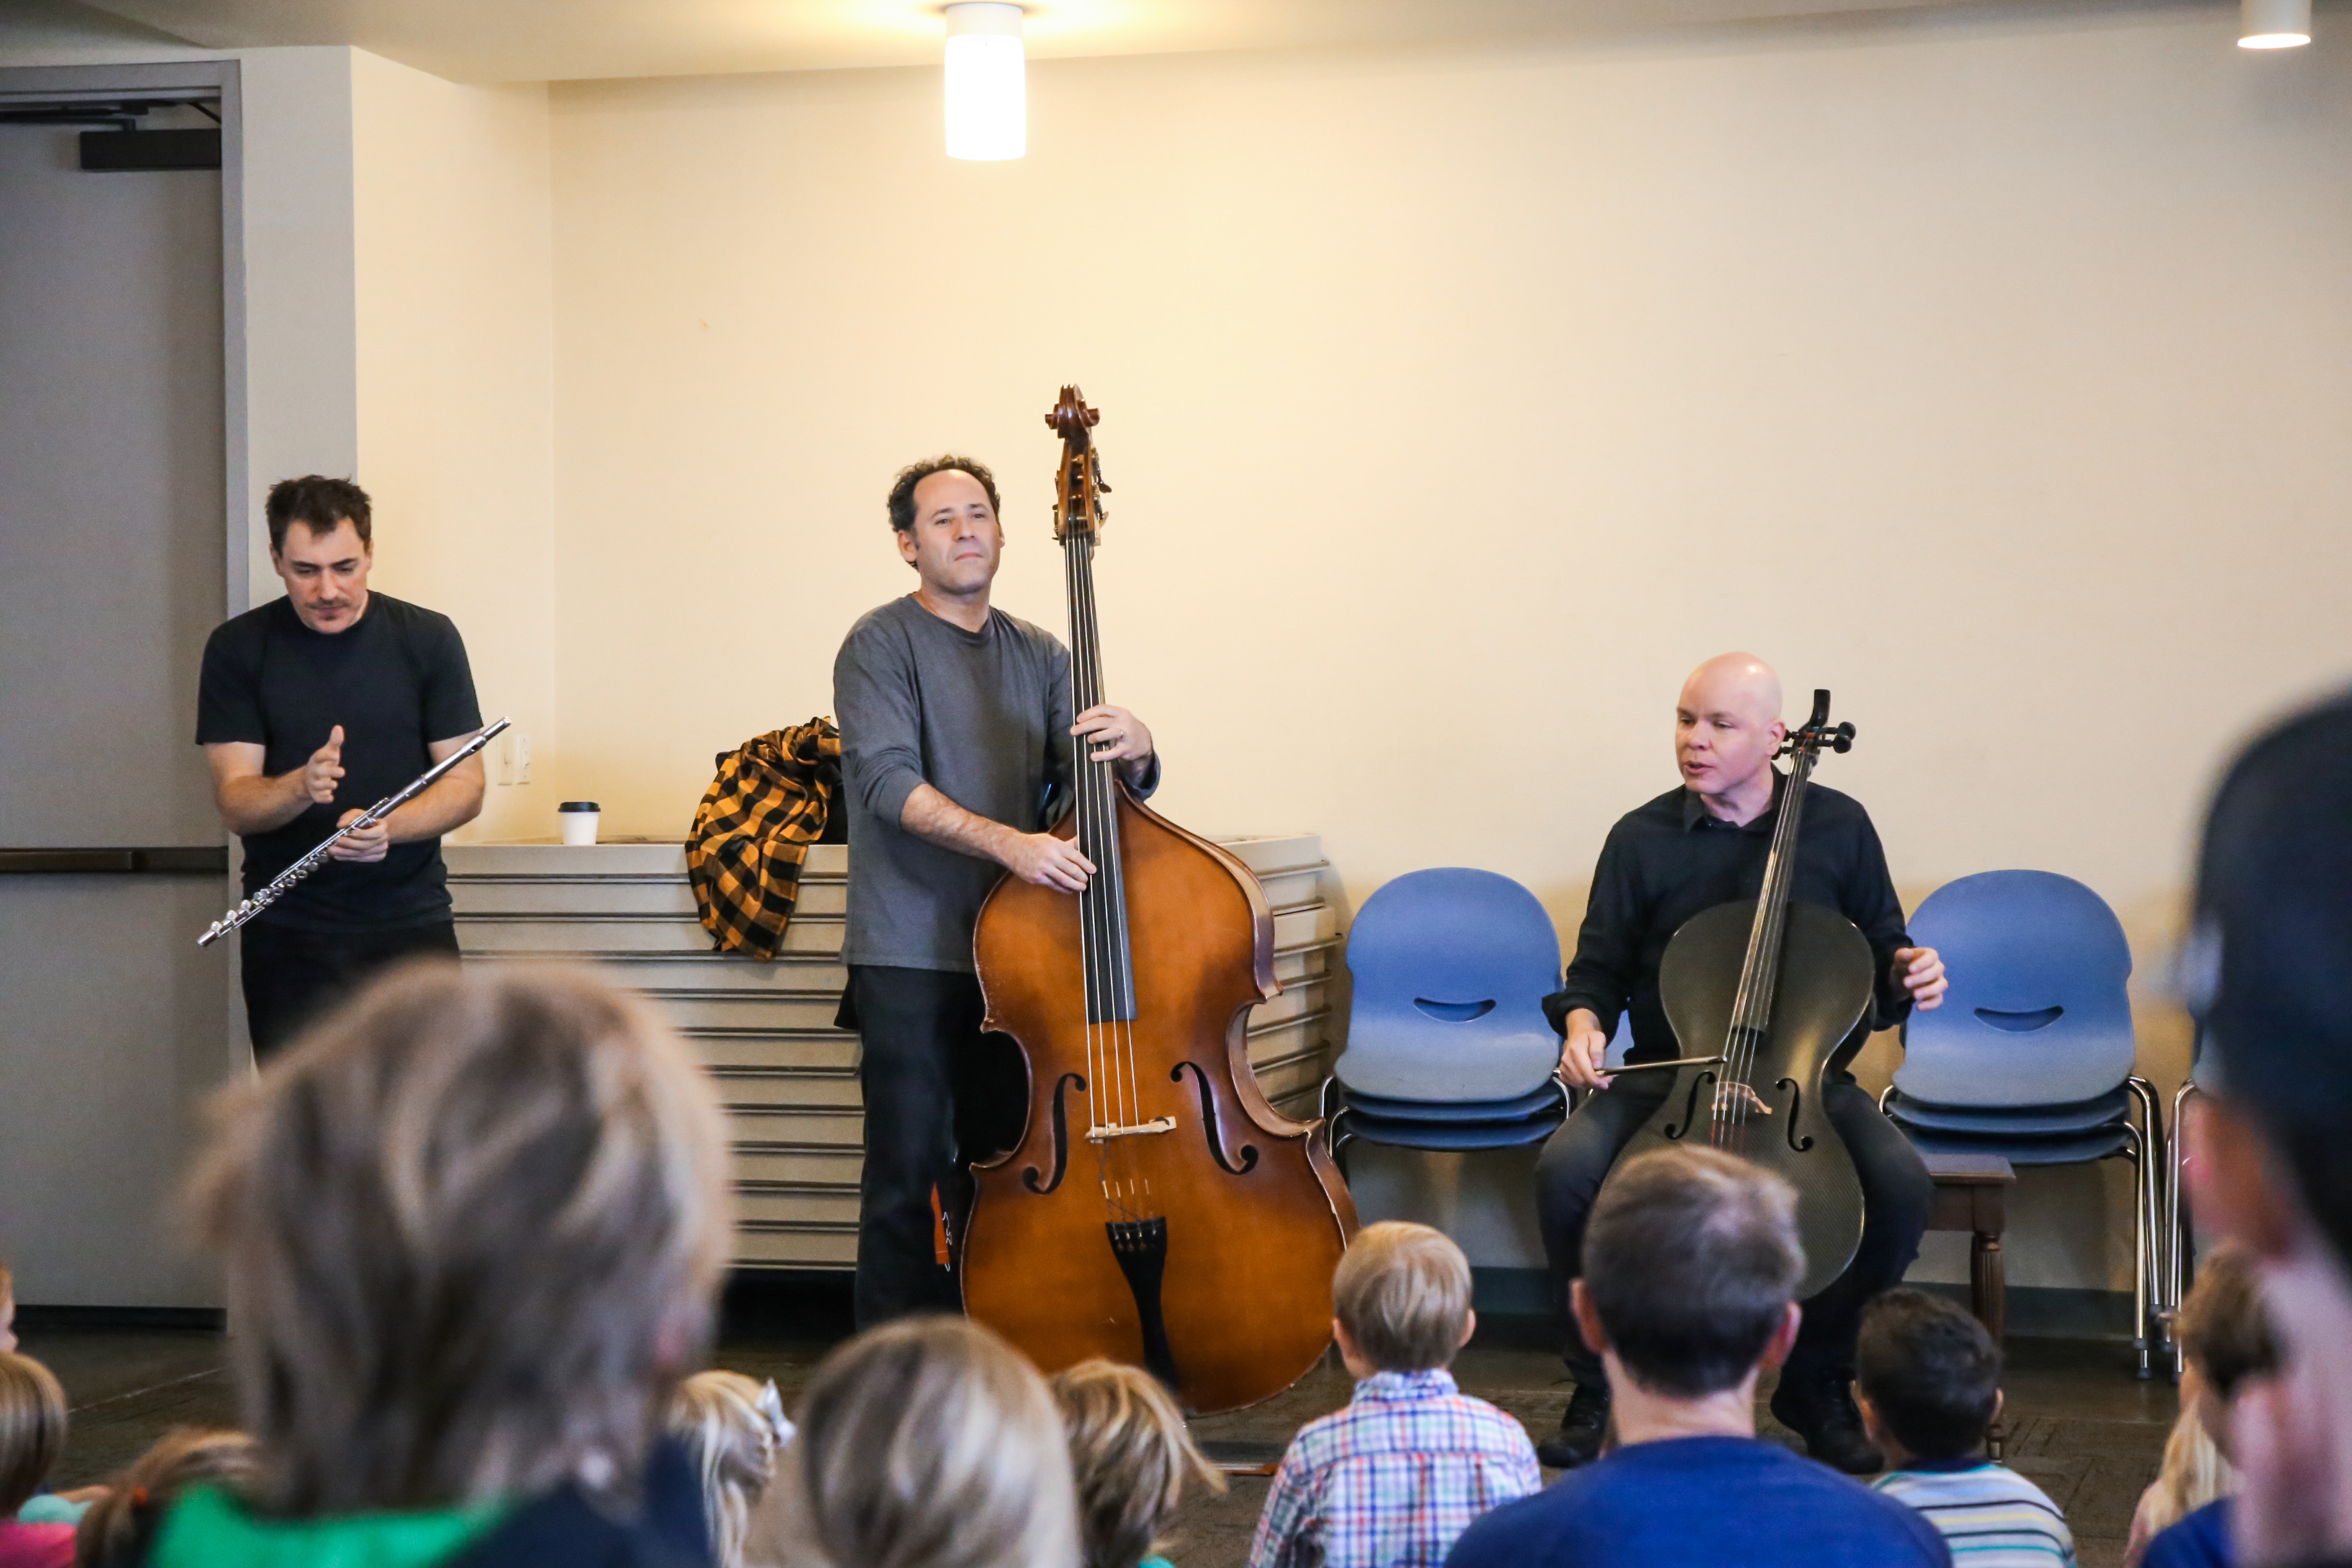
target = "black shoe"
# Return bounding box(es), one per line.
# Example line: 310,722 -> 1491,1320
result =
1536,1382 -> 1611,1469
1770,1369 -> 1882,1475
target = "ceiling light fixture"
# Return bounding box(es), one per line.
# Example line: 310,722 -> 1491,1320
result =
2240,0 -> 2311,48
944,2 -> 1025,161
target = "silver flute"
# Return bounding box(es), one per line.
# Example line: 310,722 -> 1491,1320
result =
198,716 -> 511,948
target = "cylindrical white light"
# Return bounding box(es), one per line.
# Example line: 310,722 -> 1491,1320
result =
945,1 -> 1025,161
2240,0 -> 2311,48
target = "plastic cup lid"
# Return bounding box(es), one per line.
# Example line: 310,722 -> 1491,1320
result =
558,801 -> 601,812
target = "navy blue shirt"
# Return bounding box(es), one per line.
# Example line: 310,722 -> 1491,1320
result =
1445,1436 -> 1950,1568
1544,774 -> 1915,1064
2143,1499 -> 2230,1568
196,593 -> 482,930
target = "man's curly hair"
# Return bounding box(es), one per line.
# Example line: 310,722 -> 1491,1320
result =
887,455 -> 1001,535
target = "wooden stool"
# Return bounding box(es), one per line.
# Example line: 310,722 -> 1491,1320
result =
1921,1150 -> 2017,1343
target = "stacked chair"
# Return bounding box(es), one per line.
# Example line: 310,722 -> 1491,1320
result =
1882,869 -> 2168,1375
1320,868 -> 1566,1161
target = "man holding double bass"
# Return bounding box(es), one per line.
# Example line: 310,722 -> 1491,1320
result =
1534,652 -> 1949,1473
832,453 -> 1161,1329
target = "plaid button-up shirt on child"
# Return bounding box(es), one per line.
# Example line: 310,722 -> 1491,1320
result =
1248,1368 -> 1544,1568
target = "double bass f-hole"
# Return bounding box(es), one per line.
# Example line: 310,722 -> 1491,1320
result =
1171,1061 -> 1259,1175
1024,1072 -> 1086,1195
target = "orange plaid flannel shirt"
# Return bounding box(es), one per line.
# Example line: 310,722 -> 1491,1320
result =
686,718 -> 840,961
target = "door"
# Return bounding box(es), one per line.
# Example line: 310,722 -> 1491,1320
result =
0,75 -> 234,1309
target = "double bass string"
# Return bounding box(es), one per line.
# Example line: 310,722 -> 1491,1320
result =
1076,525 -> 1150,1200
1065,529 -> 1115,1210
1068,525 -> 1147,1217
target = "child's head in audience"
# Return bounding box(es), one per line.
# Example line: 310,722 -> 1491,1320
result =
670,1370 -> 787,1568
1330,1221 -> 1476,1378
188,962 -> 732,1516
0,1351 -> 67,1521
785,1315 -> 1079,1568
1576,1146 -> 1803,1399
2173,1244 -> 2278,1465
1854,1289 -> 2003,1466
1050,1360 -> 1222,1568
74,1427 -> 257,1568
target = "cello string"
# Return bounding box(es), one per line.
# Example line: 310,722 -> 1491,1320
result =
1740,743 -> 1814,1153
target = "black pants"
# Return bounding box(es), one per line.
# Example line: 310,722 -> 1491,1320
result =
239,917 -> 462,1059
843,965 -> 1027,1330
1533,1068 -> 1933,1388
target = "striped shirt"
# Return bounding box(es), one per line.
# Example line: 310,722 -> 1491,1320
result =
1248,1369 -> 1542,1568
1873,1460 -> 2076,1566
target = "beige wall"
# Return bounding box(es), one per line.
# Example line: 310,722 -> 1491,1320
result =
353,52 -> 557,843
544,8 -> 2352,1288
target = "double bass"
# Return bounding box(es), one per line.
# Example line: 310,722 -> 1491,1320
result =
963,387 -> 1357,1413
1602,690 -> 1874,1300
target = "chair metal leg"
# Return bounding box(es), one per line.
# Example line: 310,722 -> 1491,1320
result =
2168,1079 -> 2203,1379
2114,1126 -> 2150,1377
1879,1084 -> 1896,1115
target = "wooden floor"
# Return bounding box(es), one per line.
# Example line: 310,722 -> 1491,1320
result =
23,1288 -> 2175,1568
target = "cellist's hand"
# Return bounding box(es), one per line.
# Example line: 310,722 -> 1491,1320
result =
1895,946 -> 1948,1011
1558,1009 -> 1614,1092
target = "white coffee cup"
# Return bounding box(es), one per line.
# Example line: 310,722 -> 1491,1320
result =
558,801 -> 600,846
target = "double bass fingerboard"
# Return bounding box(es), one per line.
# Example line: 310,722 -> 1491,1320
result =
1061,529 -> 1139,1026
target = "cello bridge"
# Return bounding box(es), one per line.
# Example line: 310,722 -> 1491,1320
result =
1086,1117 -> 1176,1142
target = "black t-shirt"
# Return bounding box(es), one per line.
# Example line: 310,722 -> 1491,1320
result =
195,593 -> 482,930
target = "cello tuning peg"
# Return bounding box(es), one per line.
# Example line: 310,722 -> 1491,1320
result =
1830,723 -> 1856,753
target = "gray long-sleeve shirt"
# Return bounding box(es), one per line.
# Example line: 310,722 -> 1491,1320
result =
833,593 -> 1157,973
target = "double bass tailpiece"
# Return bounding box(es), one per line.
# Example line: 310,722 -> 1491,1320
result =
197,718 -> 511,948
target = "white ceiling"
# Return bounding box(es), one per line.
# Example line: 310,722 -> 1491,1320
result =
70,0 -> 2009,84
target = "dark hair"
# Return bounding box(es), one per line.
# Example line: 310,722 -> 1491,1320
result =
1582,1147 -> 1803,1398
2194,691 -> 2352,1267
2176,1246 -> 2277,1400
265,475 -> 373,554
1856,1288 -> 2001,1460
0,1351 -> 66,1514
886,456 -> 1001,536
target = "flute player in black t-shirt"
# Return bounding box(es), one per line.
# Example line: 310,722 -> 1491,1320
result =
197,475 -> 486,1057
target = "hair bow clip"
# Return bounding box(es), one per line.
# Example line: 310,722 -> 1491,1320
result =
757,1378 -> 796,1449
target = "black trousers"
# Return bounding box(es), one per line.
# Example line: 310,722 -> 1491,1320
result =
239,917 -> 462,1059
1533,1068 -> 1933,1387
843,965 -> 1027,1330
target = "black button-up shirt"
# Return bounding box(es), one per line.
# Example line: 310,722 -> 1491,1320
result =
1542,772 -> 1915,1064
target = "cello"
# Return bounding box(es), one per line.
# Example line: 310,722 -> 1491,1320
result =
1601,689 -> 1874,1300
963,387 -> 1357,1414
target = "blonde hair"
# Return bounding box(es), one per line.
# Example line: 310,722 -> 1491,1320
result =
75,1427 -> 259,1568
1331,1221 -> 1473,1373
670,1371 -> 781,1568
2135,1390 -> 2236,1551
1050,1360 -> 1222,1568
785,1316 -> 1079,1568
0,1351 -> 66,1514
188,961 -> 734,1514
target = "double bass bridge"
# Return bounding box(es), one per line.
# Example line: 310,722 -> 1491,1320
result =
1086,1117 -> 1176,1142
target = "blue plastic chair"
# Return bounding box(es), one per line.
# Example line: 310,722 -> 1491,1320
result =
1883,869 -> 2165,1373
1324,868 -> 1565,1159
1331,868 -> 1562,1102
1893,870 -> 2137,1108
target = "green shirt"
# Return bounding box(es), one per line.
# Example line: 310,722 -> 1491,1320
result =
151,1485 -> 512,1568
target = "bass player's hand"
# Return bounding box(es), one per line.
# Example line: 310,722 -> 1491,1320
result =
1002,831 -> 1095,893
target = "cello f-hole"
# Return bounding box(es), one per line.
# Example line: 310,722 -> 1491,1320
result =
1170,1061 -> 1259,1175
1024,1072 -> 1086,1194
1660,1070 -> 1714,1141
1777,1077 -> 1815,1153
